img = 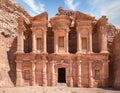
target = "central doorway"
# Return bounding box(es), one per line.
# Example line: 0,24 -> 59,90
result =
58,68 -> 66,83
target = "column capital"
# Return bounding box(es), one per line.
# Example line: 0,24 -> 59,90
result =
77,60 -> 82,64
41,60 -> 48,64
50,60 -> 56,64
30,60 -> 37,64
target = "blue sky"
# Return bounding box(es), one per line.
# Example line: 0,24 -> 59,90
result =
15,0 -> 120,28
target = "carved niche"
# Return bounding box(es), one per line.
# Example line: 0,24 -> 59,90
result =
92,61 -> 103,80
92,61 -> 103,70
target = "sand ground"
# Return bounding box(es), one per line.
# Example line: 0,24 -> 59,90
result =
0,86 -> 120,93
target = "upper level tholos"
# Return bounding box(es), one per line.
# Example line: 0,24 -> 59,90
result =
16,7 -> 109,54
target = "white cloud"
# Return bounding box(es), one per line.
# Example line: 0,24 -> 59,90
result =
88,0 -> 120,27
64,0 -> 79,10
21,0 -> 45,16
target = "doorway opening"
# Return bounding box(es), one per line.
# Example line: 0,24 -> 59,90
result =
58,68 -> 66,83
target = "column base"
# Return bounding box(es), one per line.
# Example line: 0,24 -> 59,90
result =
42,84 -> 47,86
88,51 -> 94,54
41,52 -> 48,54
31,51 -> 37,53
69,77 -> 73,87
16,79 -> 23,87
42,79 -> 47,86
54,52 -> 58,54
65,52 -> 69,54
15,51 -> 24,54
51,81 -> 56,86
100,51 -> 109,53
78,84 -> 83,88
54,52 -> 69,54
76,51 -> 82,54
89,79 -> 94,88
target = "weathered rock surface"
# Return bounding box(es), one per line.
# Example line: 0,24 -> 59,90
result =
112,32 -> 120,89
107,24 -> 120,88
0,0 -> 29,87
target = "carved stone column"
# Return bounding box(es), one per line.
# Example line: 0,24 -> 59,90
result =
54,31 -> 58,54
76,31 -> 82,53
89,61 -> 94,87
32,31 -> 37,53
16,61 -> 23,86
102,61 -> 109,87
69,61 -> 73,87
17,30 -> 24,53
100,30 -> 108,53
43,31 -> 47,53
65,32 -> 69,53
77,60 -> 82,87
16,17 -> 25,53
32,60 -> 36,86
51,61 -> 56,86
89,30 -> 93,53
42,61 -> 47,86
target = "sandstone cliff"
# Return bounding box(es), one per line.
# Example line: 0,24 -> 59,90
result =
112,32 -> 120,89
0,0 -> 29,87
106,24 -> 120,88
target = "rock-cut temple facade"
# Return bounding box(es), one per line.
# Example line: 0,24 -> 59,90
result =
15,7 -> 109,87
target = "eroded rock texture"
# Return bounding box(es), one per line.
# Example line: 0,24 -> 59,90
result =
107,24 -> 120,88
112,32 -> 120,89
0,0 -> 29,87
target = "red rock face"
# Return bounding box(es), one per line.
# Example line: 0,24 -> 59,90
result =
112,33 -> 120,89
0,0 -> 29,87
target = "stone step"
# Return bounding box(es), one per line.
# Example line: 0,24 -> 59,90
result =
57,83 -> 67,86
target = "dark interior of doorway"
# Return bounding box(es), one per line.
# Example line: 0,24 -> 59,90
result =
58,68 -> 66,83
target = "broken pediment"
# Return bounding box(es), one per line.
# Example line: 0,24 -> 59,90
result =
75,11 -> 95,20
31,12 -> 48,21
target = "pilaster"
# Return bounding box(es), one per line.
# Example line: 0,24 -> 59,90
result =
16,17 -> 25,53
65,31 -> 69,53
54,31 -> 58,54
51,61 -> 56,86
88,29 -> 93,53
43,31 -> 47,53
89,61 -> 94,87
32,30 -> 37,53
42,60 -> 47,86
69,61 -> 73,87
77,60 -> 82,87
100,30 -> 108,53
76,31 -> 82,53
16,60 -> 23,87
32,60 -> 36,86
